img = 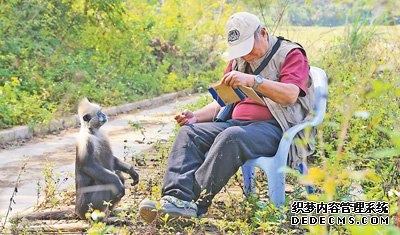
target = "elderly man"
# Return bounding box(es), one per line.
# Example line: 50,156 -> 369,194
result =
139,12 -> 315,223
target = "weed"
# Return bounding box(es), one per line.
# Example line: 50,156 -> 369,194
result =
2,159 -> 28,229
37,164 -> 69,209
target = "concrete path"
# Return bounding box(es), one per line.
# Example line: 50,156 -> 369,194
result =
0,94 -> 201,216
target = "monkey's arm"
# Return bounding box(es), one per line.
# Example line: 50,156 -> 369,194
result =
78,148 -> 123,185
114,157 -> 139,185
81,162 -> 125,197
82,162 -> 122,185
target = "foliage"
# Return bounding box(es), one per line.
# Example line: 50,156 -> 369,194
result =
0,77 -> 55,128
240,0 -> 400,27
87,222 -> 114,235
296,15 -> 400,234
0,0 -> 233,129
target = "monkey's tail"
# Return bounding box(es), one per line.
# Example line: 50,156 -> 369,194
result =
15,209 -> 77,220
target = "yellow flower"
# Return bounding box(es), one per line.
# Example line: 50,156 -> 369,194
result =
306,167 -> 326,183
145,45 -> 153,52
11,77 -> 20,85
322,177 -> 336,198
91,209 -> 105,221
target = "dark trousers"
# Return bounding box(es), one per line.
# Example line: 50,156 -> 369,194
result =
162,119 -> 283,215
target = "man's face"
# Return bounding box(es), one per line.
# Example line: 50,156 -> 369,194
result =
241,29 -> 269,63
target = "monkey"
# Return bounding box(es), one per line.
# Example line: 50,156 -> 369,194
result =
75,98 -> 139,219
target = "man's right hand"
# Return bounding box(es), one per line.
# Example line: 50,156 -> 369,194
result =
174,109 -> 198,126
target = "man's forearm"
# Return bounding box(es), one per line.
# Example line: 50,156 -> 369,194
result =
223,71 -> 300,105
193,101 -> 221,123
255,78 -> 300,105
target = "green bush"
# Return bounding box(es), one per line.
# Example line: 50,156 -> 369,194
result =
0,0 -> 232,128
0,78 -> 55,128
302,17 -> 400,234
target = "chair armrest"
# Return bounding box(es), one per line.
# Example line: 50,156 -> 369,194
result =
274,120 -> 315,167
274,66 -> 328,166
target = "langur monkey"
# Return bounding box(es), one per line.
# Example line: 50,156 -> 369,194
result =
75,98 -> 139,219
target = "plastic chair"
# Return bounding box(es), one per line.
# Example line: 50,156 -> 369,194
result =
241,66 -> 328,207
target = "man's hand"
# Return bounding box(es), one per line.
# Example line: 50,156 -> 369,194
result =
174,109 -> 198,126
220,71 -> 254,88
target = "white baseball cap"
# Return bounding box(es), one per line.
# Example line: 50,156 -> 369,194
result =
226,12 -> 261,60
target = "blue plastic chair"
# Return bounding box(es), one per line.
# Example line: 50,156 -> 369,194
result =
241,66 -> 328,207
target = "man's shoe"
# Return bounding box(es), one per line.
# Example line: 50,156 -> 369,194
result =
139,196 -> 198,223
138,199 -> 158,223
159,195 -> 198,219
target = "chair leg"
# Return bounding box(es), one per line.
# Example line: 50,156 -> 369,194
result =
241,165 -> 256,197
297,162 -> 314,194
264,167 -> 285,207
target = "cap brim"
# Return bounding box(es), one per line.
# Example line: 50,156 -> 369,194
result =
228,36 -> 254,60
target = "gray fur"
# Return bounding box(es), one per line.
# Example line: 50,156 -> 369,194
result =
75,98 -> 139,219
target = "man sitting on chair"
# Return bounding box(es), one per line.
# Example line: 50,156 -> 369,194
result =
139,12 -> 315,223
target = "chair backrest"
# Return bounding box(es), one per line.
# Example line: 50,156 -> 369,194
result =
309,66 -> 328,127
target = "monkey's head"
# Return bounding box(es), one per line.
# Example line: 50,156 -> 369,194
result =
78,98 -> 107,130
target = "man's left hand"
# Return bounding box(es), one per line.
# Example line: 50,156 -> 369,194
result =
220,71 -> 254,88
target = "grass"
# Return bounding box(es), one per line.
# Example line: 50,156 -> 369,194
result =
274,25 -> 400,63
4,138 -> 307,234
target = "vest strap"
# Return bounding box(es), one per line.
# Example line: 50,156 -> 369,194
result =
253,36 -> 282,75
250,37 -> 283,97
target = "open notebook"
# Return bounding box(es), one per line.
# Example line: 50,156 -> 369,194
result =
208,83 -> 265,107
